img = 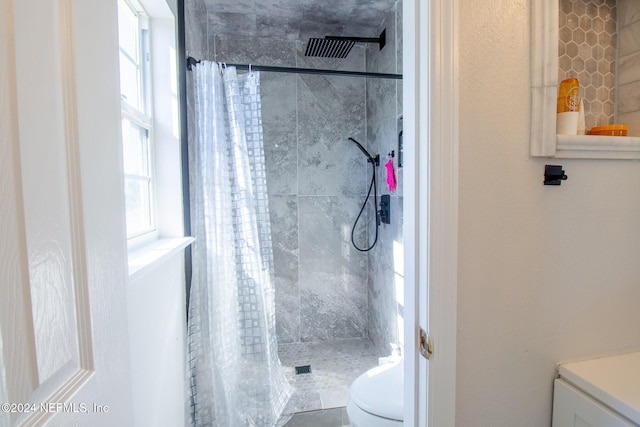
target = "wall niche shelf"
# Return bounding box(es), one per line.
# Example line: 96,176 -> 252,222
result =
530,0 -> 640,160
555,135 -> 640,160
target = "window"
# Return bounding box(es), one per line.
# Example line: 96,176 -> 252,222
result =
116,0 -> 187,274
117,0 -> 155,240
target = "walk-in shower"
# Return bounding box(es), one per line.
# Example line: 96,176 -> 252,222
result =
184,0 -> 404,425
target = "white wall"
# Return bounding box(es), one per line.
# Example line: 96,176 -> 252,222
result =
457,1 -> 640,425
127,255 -> 187,427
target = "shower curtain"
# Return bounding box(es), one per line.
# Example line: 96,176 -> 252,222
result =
187,61 -> 292,427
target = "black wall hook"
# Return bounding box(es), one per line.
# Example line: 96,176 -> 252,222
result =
544,165 -> 568,185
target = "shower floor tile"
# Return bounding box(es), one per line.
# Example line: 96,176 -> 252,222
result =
278,338 -> 381,416
282,408 -> 351,427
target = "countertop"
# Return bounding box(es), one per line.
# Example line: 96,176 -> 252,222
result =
558,351 -> 640,424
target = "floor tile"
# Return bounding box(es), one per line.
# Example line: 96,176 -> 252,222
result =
282,408 -> 351,427
278,338 -> 381,414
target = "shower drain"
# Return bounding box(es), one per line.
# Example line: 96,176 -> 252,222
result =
295,365 -> 312,375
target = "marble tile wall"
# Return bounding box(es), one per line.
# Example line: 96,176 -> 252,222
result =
202,0 -> 396,41
618,0 -> 640,136
185,0 -> 208,59
208,25 -> 370,343
187,0 -> 402,348
365,1 -> 404,357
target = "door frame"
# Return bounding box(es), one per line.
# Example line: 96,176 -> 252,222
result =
403,0 -> 458,425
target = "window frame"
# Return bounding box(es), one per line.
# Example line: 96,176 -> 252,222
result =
118,0 -> 158,245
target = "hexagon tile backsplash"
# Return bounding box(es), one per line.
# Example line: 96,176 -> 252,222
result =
559,0 -> 617,130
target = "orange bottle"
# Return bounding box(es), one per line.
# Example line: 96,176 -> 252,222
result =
556,78 -> 581,134
557,78 -> 580,113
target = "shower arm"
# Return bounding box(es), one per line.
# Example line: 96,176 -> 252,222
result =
325,29 -> 386,50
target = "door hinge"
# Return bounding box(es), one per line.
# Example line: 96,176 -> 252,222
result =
419,327 -> 433,360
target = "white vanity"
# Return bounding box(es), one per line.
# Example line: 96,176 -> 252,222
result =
553,352 -> 640,427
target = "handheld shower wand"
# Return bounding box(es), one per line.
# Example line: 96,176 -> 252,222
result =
347,137 -> 379,252
348,137 -> 378,165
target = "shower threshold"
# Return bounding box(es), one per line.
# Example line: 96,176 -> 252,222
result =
277,338 -> 381,415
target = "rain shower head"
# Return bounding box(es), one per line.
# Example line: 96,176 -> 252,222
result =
304,29 -> 386,58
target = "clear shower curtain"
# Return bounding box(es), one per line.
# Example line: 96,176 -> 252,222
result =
187,62 -> 292,427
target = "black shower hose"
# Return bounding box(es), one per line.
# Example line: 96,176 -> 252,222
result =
351,160 -> 379,252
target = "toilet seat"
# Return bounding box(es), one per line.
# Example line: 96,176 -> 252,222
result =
347,362 -> 403,427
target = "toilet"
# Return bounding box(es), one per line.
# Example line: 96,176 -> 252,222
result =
346,361 -> 403,427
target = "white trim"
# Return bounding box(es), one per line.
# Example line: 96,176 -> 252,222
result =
427,0 -> 458,425
0,0 -> 39,412
128,237 -> 193,282
556,135 -> 640,159
530,0 -> 559,158
403,0 -> 419,425
59,0 -> 94,373
404,0 -> 458,425
121,102 -> 152,128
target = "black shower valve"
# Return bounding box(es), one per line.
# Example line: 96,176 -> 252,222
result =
379,195 -> 391,224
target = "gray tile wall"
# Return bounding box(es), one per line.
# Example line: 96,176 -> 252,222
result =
618,0 -> 640,136
187,1 -> 402,347
209,29 -> 370,343
365,2 -> 404,357
185,0 -> 208,59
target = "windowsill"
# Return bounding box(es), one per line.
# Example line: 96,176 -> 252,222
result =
555,135 -> 640,160
128,236 -> 194,282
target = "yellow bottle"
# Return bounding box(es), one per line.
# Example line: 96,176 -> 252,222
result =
556,78 -> 581,135
557,78 -> 580,113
